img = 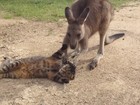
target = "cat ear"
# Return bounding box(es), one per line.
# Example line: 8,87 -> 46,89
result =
52,51 -> 63,59
65,7 -> 75,24
77,8 -> 90,24
52,44 -> 68,59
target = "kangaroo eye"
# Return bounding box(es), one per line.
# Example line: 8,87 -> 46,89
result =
77,33 -> 81,38
67,33 -> 71,37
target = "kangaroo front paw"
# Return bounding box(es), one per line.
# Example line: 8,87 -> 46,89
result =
70,51 -> 80,59
88,59 -> 98,70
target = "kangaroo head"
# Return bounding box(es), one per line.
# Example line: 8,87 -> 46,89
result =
65,7 -> 90,49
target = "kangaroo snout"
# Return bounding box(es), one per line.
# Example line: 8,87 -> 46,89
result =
70,44 -> 77,49
70,41 -> 77,49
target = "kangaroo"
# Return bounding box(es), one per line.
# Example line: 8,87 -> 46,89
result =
61,0 -> 124,70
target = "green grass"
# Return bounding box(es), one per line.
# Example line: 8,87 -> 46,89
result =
0,0 -> 73,21
110,0 -> 131,7
0,0 -> 133,21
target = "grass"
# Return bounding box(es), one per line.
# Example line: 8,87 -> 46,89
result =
110,0 -> 131,7
0,0 -> 73,21
0,0 -> 134,21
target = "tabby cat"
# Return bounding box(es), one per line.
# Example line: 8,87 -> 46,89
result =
0,45 -> 76,84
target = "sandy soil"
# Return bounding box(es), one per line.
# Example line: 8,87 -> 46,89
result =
0,2 -> 140,105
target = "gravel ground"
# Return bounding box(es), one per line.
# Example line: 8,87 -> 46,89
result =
0,2 -> 140,105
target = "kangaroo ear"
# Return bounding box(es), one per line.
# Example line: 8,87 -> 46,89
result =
78,8 -> 90,24
65,7 -> 75,24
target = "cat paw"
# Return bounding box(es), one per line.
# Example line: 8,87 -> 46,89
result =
61,78 -> 69,84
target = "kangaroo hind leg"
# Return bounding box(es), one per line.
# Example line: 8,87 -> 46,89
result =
88,14 -> 111,70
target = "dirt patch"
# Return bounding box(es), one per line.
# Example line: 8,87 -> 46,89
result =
0,2 -> 140,105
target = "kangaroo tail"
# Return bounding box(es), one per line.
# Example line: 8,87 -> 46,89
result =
105,33 -> 125,45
